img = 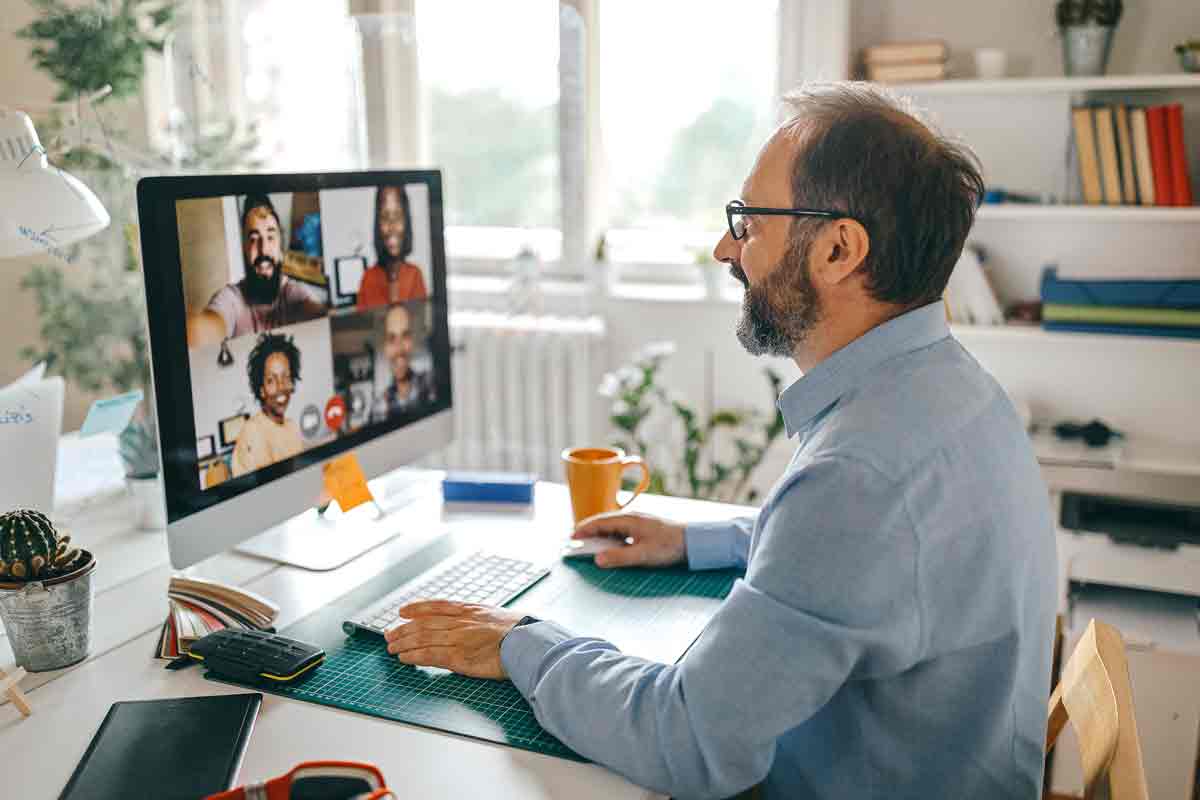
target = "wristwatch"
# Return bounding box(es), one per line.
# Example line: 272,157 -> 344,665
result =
502,615 -> 541,645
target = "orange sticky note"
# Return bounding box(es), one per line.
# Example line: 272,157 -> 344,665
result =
323,453 -> 374,512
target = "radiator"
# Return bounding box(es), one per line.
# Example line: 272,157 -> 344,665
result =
430,311 -> 607,481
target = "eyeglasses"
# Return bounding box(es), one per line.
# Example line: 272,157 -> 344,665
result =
725,199 -> 859,241
204,760 -> 395,800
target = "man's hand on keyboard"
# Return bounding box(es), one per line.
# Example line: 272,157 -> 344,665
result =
385,601 -> 525,680
572,511 -> 686,569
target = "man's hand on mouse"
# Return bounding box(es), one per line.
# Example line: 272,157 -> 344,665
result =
385,601 -> 524,680
572,511 -> 687,568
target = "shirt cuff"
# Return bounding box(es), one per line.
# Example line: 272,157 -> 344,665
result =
685,521 -> 740,571
501,619 -> 577,698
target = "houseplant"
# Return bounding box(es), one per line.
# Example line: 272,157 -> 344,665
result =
601,342 -> 785,504
0,509 -> 96,671
18,0 -> 257,500
120,416 -> 165,529
1055,0 -> 1124,76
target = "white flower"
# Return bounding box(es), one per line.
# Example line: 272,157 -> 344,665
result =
615,366 -> 640,384
612,400 -> 631,416
598,373 -> 621,398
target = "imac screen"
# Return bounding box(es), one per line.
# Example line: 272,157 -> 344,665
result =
173,181 -> 445,492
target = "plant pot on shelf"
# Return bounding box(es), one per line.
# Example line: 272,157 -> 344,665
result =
1055,0 -> 1122,76
120,418 -> 165,530
0,510 -> 96,672
1060,24 -> 1116,76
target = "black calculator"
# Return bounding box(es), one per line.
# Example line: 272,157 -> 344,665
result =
188,629 -> 325,685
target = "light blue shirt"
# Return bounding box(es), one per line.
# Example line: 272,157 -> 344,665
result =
501,302 -> 1057,799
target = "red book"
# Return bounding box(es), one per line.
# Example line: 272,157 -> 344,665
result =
1145,106 -> 1174,207
1165,104 -> 1193,206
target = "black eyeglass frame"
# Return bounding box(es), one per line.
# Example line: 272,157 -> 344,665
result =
725,199 -> 863,241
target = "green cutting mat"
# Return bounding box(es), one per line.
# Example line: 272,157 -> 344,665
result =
206,538 -> 739,760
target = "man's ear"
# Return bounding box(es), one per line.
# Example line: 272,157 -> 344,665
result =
812,219 -> 869,287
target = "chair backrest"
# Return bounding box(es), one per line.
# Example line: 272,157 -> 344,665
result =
1045,619 -> 1149,800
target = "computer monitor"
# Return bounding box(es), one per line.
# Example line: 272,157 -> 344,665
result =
137,171 -> 453,571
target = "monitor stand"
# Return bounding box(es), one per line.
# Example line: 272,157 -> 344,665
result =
235,471 -> 442,571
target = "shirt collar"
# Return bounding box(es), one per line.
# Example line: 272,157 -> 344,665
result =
778,301 -> 950,437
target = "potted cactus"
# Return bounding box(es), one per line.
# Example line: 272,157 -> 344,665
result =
0,509 -> 96,672
121,417 -> 165,530
1056,0 -> 1124,76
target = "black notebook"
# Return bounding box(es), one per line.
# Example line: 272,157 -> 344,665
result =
59,693 -> 262,800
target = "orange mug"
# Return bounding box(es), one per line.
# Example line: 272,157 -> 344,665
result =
562,446 -> 651,523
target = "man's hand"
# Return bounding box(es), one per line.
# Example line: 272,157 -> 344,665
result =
571,511 -> 687,569
385,601 -> 525,680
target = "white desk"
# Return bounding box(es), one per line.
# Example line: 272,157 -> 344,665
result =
0,468 -> 748,799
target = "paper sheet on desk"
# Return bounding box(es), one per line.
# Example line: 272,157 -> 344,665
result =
0,372 -> 64,515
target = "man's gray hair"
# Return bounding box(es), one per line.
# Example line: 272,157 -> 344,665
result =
778,82 -> 985,308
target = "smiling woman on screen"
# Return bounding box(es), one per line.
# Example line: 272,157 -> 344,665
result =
356,185 -> 429,309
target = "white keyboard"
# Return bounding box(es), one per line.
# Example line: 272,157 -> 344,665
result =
342,551 -> 550,636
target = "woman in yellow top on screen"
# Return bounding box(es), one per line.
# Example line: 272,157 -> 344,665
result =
356,185 -> 429,309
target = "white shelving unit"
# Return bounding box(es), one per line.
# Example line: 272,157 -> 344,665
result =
976,204 -> 1200,222
950,323 -> 1200,351
882,35 -> 1200,454
893,73 -> 1200,95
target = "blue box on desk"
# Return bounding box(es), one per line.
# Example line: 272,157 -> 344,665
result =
442,472 -> 536,504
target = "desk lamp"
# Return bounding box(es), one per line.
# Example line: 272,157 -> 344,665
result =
0,108 -> 110,258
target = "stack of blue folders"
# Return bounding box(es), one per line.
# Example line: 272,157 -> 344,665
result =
1040,267 -> 1200,340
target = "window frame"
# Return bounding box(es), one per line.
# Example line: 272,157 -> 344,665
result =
147,0 -> 822,295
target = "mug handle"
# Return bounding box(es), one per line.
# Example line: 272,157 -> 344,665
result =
617,455 -> 651,509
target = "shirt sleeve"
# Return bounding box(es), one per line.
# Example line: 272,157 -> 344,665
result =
205,285 -> 239,340
500,456 -> 923,800
685,516 -> 755,571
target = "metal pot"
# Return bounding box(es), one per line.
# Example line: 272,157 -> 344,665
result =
1060,24 -> 1116,76
0,552 -> 96,672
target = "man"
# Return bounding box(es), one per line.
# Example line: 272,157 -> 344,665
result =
188,195 -> 326,346
232,333 -> 304,476
385,83 -> 1057,799
371,304 -> 435,422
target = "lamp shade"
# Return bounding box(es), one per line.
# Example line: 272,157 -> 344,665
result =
0,108 -> 110,258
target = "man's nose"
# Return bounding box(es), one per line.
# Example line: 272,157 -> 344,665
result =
712,229 -> 739,265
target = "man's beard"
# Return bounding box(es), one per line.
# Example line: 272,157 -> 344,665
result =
244,256 -> 282,304
733,230 -> 822,358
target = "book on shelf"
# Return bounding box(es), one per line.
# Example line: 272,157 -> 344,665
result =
155,576 -> 279,661
1093,107 -> 1123,205
1145,105 -> 1174,206
1166,104 -> 1194,207
1113,105 -> 1138,205
1043,303 -> 1200,327
1072,103 -> 1193,207
1128,108 -> 1156,206
862,40 -> 948,66
866,61 -> 947,83
1043,321 -> 1200,340
1071,108 -> 1104,205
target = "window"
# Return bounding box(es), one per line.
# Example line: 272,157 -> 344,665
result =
165,0 -> 364,172
598,1 -> 779,275
415,0 -> 562,266
163,1 -> 785,290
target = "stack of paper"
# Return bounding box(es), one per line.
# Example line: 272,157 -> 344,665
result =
156,575 -> 280,661
0,364 -> 64,516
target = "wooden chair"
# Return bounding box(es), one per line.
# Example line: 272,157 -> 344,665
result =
1045,619 -> 1150,800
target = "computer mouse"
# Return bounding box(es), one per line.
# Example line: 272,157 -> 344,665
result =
561,536 -> 627,559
